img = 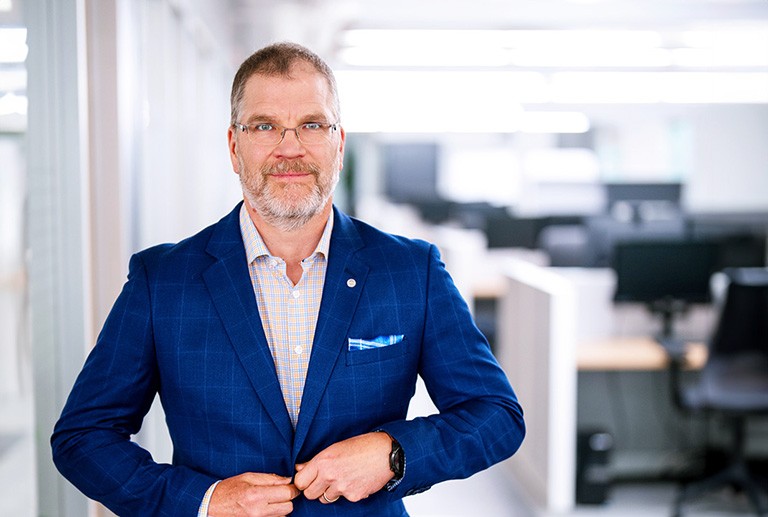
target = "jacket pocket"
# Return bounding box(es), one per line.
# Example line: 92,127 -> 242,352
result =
346,335 -> 408,366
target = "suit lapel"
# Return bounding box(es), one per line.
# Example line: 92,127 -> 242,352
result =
293,208 -> 369,455
203,204 -> 293,447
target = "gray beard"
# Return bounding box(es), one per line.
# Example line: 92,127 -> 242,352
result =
240,159 -> 338,232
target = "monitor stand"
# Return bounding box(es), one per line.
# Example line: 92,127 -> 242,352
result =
649,298 -> 689,356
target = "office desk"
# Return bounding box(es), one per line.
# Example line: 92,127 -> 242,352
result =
577,337 -> 707,371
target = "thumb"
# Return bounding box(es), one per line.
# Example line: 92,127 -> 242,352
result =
295,463 -> 305,472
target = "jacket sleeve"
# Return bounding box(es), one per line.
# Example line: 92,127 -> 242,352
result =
50,252 -> 217,516
379,244 -> 525,497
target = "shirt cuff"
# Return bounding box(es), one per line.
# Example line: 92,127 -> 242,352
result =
197,480 -> 221,517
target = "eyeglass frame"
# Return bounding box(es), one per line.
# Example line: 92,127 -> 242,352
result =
232,121 -> 341,146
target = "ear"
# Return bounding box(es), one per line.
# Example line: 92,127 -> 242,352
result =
227,125 -> 241,174
337,125 -> 346,172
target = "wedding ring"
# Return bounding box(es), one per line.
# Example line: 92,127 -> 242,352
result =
321,492 -> 340,503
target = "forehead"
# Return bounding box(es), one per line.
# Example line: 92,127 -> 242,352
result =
240,63 -> 335,121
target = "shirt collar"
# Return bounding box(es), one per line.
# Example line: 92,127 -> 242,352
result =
239,203 -> 334,264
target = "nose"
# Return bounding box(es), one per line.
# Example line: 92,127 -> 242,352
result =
275,128 -> 305,156
279,128 -> 302,144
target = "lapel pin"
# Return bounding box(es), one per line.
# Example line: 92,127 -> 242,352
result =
346,278 -> 356,288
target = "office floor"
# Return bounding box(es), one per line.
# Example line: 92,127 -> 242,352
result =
0,390 -> 763,517
404,462 -> 764,517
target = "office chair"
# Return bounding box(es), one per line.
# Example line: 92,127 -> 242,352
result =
663,267 -> 768,517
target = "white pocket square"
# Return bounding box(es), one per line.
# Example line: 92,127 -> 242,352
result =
348,334 -> 404,351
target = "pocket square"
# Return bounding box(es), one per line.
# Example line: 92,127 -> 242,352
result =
348,334 -> 405,351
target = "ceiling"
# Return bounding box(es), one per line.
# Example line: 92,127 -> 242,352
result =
226,0 -> 768,69
1,0 -> 767,131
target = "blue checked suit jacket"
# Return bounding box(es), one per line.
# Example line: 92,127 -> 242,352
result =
51,203 -> 525,516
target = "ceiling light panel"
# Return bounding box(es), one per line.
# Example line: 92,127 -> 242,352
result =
338,27 -> 768,71
0,28 -> 27,63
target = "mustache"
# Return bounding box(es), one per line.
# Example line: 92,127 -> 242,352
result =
262,160 -> 320,176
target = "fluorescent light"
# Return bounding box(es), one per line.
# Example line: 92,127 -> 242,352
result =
681,27 -> 768,52
550,72 -> 768,103
676,27 -> 768,68
504,30 -> 671,68
661,72 -> 768,103
509,47 -> 673,68
342,29 -> 665,53
339,46 -> 511,68
0,92 -> 27,116
343,29 -> 507,48
672,47 -> 768,68
341,29 -> 512,67
499,30 -> 664,49
0,28 -> 27,63
339,27 -> 768,73
0,68 -> 26,91
339,29 -> 668,69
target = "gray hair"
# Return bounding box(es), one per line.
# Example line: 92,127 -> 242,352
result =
230,42 -> 340,125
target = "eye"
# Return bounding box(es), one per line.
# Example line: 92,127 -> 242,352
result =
302,122 -> 323,131
253,123 -> 275,132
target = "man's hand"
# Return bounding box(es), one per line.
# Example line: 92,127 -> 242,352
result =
208,472 -> 300,517
294,432 -> 394,504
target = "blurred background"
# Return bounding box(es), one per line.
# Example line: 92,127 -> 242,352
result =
1,0 -> 767,515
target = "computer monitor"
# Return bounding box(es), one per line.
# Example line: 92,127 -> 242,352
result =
605,182 -> 682,207
382,143 -> 439,203
612,239 -> 719,337
485,215 -> 545,249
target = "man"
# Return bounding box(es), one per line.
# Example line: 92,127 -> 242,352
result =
51,42 -> 525,516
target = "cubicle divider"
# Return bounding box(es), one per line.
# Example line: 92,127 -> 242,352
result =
496,259 -> 579,514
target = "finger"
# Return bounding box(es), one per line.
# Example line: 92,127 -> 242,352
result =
209,475 -> 297,515
262,483 -> 302,504
266,500 -> 295,516
286,483 -> 301,500
244,472 -> 294,486
301,480 -> 330,501
320,490 -> 341,505
292,462 -> 317,491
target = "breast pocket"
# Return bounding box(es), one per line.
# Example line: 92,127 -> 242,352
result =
345,335 -> 408,366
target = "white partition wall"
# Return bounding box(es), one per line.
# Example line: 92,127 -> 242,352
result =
497,260 -> 579,514
26,0 -> 92,514
26,0 -> 239,514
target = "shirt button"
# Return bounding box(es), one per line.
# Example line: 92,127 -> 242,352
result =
294,345 -> 303,355
292,290 -> 301,299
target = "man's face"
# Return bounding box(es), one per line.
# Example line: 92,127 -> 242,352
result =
228,62 -> 345,231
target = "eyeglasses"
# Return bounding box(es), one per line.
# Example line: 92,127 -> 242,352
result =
233,121 -> 340,146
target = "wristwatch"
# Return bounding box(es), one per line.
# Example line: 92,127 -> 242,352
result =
388,436 -> 405,481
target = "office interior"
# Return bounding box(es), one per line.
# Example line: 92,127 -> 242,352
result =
1,0 -> 768,515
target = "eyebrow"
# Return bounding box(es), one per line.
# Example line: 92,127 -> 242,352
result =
244,112 -> 334,125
